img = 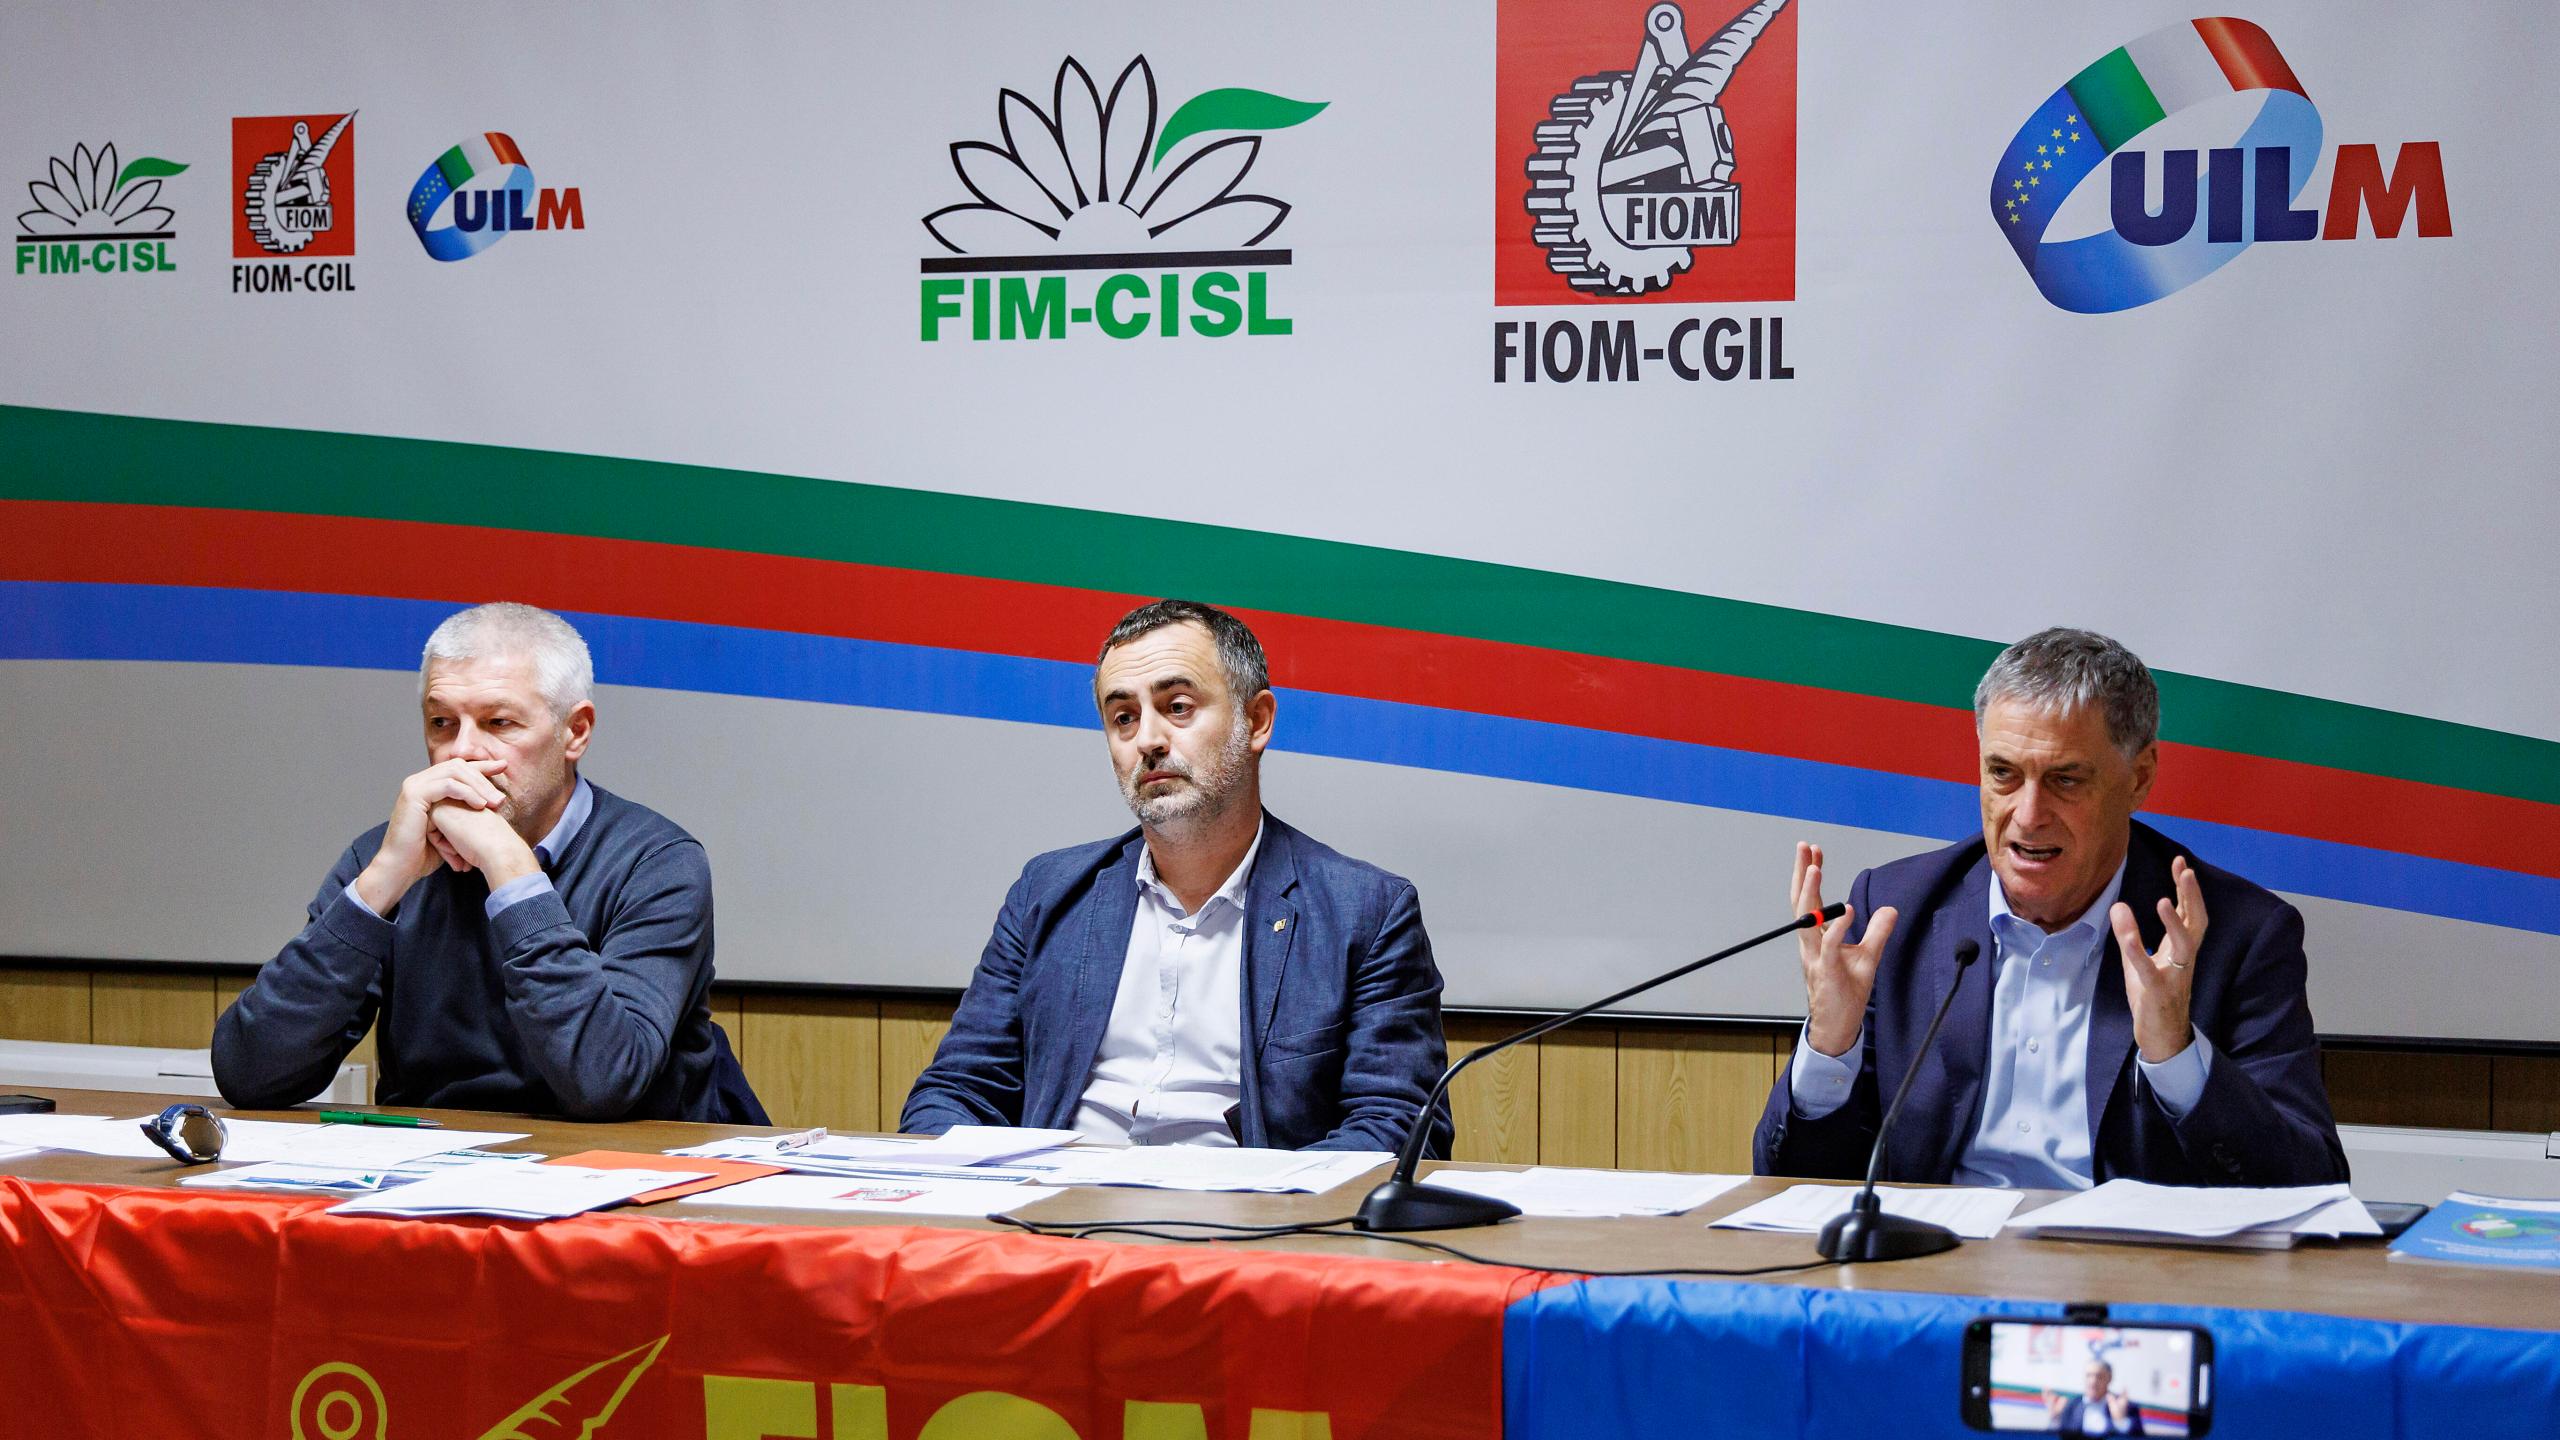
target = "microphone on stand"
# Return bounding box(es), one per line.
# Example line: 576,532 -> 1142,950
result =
1816,937 -> 1983,1262
1353,901 -> 1847,1233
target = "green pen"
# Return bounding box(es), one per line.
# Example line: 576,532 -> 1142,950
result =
318,1110 -> 443,1129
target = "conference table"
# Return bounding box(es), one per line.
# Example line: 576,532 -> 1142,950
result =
3,1089 -> 2552,1439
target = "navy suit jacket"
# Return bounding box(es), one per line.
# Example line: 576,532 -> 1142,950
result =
1753,820 -> 2346,1187
901,814 -> 1453,1156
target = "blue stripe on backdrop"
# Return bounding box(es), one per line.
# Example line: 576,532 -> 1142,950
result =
5,580 -> 2554,935
1503,1279 -> 2559,1440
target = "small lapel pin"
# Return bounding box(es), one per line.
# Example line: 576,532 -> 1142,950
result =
1272,918 -> 1289,932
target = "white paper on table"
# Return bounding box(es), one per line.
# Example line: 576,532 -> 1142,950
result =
1025,1146 -> 1389,1194
328,1164 -> 707,1220
178,1149 -> 542,1195
0,1113 -> 165,1158
182,1162 -> 395,1194
1427,1167 -> 1750,1218
213,1119 -> 534,1168
1712,1184 -> 2025,1240
686,1173 -> 1064,1217
890,1126 -> 1084,1167
0,1143 -> 45,1163
2290,1193 -> 2384,1238
666,1134 -> 926,1163
2005,1180 -> 2361,1240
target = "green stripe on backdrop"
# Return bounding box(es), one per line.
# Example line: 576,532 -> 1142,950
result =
5,403 -> 2553,806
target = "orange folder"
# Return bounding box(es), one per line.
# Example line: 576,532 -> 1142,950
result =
542,1150 -> 785,1205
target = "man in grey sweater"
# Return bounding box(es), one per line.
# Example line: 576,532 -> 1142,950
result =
213,602 -> 762,1123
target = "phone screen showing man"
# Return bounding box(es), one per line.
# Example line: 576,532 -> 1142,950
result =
1979,1322 -> 2205,1435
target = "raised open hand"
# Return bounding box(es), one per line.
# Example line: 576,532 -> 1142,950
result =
2112,854 -> 2210,1063
1793,841 -> 1898,1057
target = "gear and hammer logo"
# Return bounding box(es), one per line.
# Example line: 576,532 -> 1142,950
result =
1524,0 -> 1788,296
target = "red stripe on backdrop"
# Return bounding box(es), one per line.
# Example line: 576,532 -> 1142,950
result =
6,499 -> 2553,882
2194,17 -> 2305,97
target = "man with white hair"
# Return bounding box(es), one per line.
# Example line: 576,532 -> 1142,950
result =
214,602 -> 762,1122
1753,626 -> 2344,1187
902,599 -> 1452,1153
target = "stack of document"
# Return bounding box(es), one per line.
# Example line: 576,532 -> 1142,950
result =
0,1112 -> 529,1167
180,1150 -> 540,1195
666,1126 -> 1083,1184
671,1130 -> 1387,1195
328,1163 -> 709,1220
1424,1167 -> 1748,1218
1713,1184 -> 2026,1239
0,1113 -> 182,1159
2005,1180 -> 2380,1249
683,1174 -> 1063,1218
1025,1146 -> 1389,1195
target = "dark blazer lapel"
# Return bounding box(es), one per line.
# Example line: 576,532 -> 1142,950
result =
1241,813 -> 1302,1059
1046,833 -> 1145,1129
1919,859 -> 1999,1181
2087,825 -> 2169,1150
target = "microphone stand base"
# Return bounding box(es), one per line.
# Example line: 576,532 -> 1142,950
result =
1816,1203 -> 1962,1262
1353,1178 -> 1523,1233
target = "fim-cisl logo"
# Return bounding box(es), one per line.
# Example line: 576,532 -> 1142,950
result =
1494,0 -> 1797,385
920,55 -> 1323,343
406,131 -> 585,262
14,142 -> 186,277
1991,17 -> 2451,313
232,111 -> 355,295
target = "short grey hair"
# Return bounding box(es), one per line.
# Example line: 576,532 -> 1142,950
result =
1973,626 -> 2159,758
1097,599 -> 1271,701
419,602 -> 594,715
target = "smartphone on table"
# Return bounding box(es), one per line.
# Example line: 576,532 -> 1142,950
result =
1963,1316 -> 2213,1435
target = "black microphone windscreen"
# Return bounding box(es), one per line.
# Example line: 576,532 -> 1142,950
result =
1953,938 -> 1982,967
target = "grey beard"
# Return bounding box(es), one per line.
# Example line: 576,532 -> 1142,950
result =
1121,717 -> 1252,832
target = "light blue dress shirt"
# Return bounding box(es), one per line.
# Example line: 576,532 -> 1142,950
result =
346,775 -> 593,922
1789,857 -> 2214,1189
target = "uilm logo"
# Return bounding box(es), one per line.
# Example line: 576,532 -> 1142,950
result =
1991,18 -> 2451,313
406,132 -> 585,263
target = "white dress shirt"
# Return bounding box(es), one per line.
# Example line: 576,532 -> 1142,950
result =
1073,823 -> 1264,1146
1790,857 -> 2214,1188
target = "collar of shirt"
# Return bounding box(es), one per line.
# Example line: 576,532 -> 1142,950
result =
1134,817 -> 1265,922
1987,854 -> 2128,967
531,775 -> 594,872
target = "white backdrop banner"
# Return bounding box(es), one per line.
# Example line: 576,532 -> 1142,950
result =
2,2 -> 2553,1041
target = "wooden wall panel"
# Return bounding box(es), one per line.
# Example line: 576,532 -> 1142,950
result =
1615,1026 -> 1777,1175
708,987 -> 746,1050
0,967 -> 89,1042
1443,1016 -> 1537,1165
877,999 -> 952,1133
91,972 -> 218,1049
2324,1049 -> 2494,1131
737,994 -> 880,1132
1537,1026 -> 1617,1169
32,968 -> 2560,1152
2491,1056 -> 2560,1135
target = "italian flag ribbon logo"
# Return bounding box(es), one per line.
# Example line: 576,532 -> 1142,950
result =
1991,18 -> 2321,313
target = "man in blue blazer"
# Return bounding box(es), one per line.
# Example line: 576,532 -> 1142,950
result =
1754,628 -> 2345,1188
902,600 -> 1452,1156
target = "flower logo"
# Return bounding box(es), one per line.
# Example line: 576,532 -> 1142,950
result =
925,56 -> 1325,256
17,143 -> 184,238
